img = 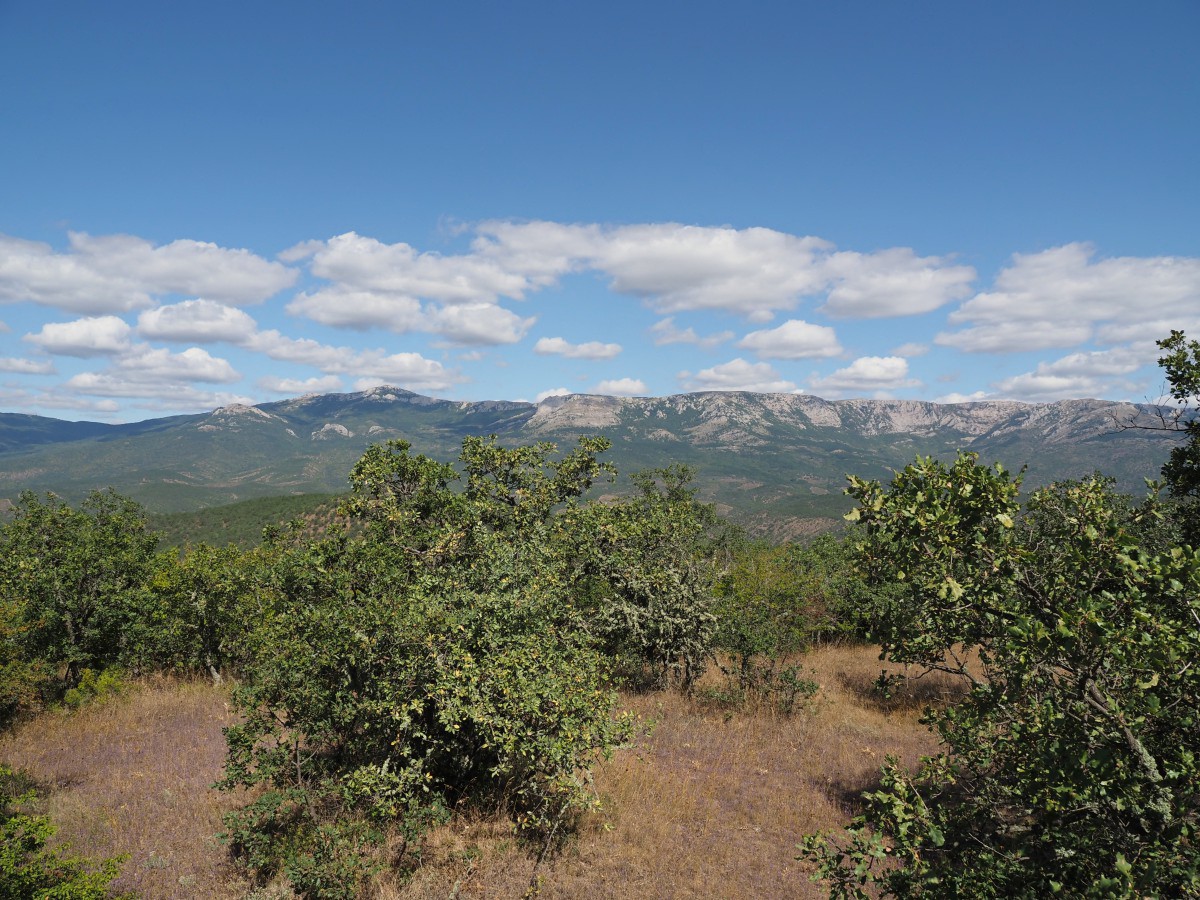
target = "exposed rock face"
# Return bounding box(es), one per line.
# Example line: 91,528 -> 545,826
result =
312,423 -> 354,439
528,394 -> 622,430
0,385 -> 1180,525
525,391 -> 1160,449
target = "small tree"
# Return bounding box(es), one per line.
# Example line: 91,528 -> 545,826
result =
0,490 -> 158,709
219,438 -> 633,897
1156,329 -> 1200,541
802,454 -> 1200,898
569,464 -> 720,692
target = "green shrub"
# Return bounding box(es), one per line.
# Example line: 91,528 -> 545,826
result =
219,438 -> 637,897
802,455 -> 1200,898
60,667 -> 125,711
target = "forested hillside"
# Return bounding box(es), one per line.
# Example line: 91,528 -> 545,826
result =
1,333 -> 1198,898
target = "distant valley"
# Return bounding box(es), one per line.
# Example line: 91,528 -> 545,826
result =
0,387 -> 1180,539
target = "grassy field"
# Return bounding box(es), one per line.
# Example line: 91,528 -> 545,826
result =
0,645 -> 961,899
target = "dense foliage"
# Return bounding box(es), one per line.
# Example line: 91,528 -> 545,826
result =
216,437 -> 661,896
569,464 -> 722,691
0,490 -> 159,725
1156,329 -> 1200,542
801,454 -> 1200,897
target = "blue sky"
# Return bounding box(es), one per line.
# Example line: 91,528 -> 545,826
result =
0,1 -> 1197,421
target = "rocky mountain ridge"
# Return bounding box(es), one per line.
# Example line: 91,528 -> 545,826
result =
0,387 -> 1178,537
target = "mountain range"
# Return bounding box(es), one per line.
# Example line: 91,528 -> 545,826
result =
0,387 -> 1180,538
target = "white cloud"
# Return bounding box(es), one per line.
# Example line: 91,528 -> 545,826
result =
679,358 -> 797,393
111,345 -> 241,383
294,231 -> 541,303
475,220 -> 972,321
891,342 -> 929,357
0,357 -> 55,375
286,288 -> 425,331
138,299 -> 259,343
426,303 -> 535,345
821,248 -> 974,318
0,232 -> 295,313
245,330 -> 465,393
737,319 -> 842,359
936,390 -> 992,404
258,374 -> 345,394
535,387 -> 571,402
25,316 -> 132,357
534,336 -> 622,359
937,244 -> 1200,352
594,377 -> 647,396
649,317 -> 732,348
989,346 -> 1147,401
809,356 -> 921,398
64,371 -> 254,409
477,221 -> 831,320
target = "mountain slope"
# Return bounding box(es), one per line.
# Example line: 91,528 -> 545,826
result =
0,387 -> 1178,536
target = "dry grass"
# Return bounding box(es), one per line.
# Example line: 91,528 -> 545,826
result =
0,646 -> 962,899
381,645 -> 961,900
0,675 -> 251,900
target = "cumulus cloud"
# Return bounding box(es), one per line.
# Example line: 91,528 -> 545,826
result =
477,221 -> 831,320
737,319 -> 842,359
25,316 -> 132,357
244,330 -> 465,393
281,232 -> 543,345
286,287 -> 425,331
425,303 -> 535,345
935,391 -> 993,404
649,317 -> 732,348
535,387 -> 572,402
111,345 -> 241,383
64,346 -> 243,403
138,299 -> 259,343
0,357 -> 55,375
891,342 -> 929,357
937,244 -> 1200,352
534,336 -> 622,359
989,346 -> 1147,401
679,358 -> 797,393
475,221 -> 973,321
821,248 -> 974,317
258,374 -> 344,394
809,356 -> 921,398
594,377 -> 647,396
282,223 -> 978,355
0,232 -> 295,313
291,231 -> 542,303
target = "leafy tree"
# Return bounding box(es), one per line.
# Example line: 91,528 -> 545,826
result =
1156,329 -> 1200,540
219,438 -> 634,897
0,490 -> 158,713
569,464 -> 721,691
802,454 -> 1200,898
142,542 -> 269,680
712,535 -> 862,710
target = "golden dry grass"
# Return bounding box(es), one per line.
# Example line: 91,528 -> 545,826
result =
0,675 -> 251,900
0,646 -> 961,899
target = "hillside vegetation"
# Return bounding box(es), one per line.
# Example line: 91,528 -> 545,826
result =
1,333 -> 1198,898
0,391 -> 1176,539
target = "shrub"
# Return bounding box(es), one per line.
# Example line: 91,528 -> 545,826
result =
801,455 -> 1200,898
218,438 -> 635,897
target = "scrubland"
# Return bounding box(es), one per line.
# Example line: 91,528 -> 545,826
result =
0,644 -> 958,900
